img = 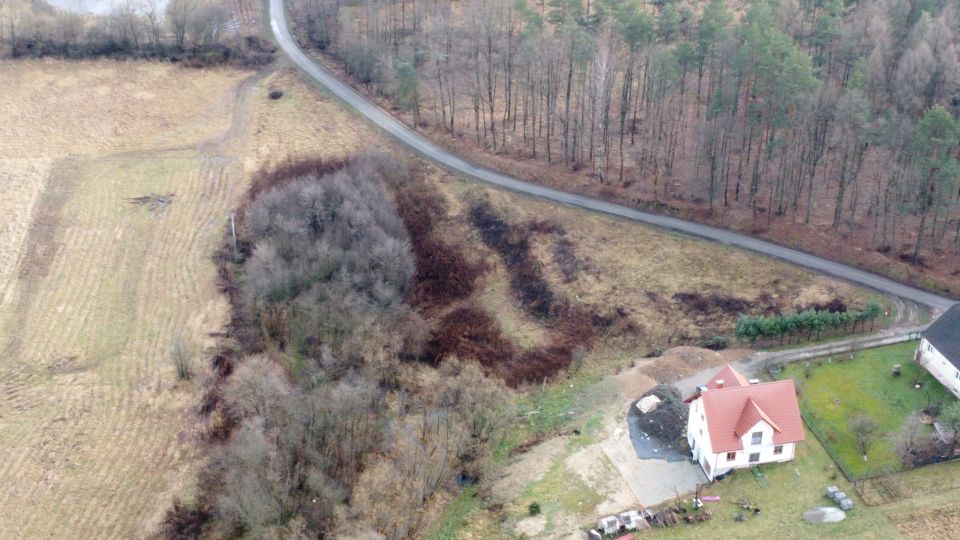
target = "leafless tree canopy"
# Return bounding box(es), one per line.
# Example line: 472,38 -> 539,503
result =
239,154 -> 415,357
0,0 -> 272,65
850,413 -> 880,459
165,154 -> 514,538
289,0 -> 960,269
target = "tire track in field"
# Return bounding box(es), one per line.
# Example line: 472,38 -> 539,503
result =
0,72 -> 258,538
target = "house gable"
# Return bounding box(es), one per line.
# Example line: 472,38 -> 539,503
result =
734,398 -> 781,439
922,304 -> 960,368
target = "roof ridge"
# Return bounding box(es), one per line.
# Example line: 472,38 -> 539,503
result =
705,379 -> 790,392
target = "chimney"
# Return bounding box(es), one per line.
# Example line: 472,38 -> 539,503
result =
715,379 -> 725,388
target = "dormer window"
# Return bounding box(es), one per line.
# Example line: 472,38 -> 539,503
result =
751,431 -> 762,445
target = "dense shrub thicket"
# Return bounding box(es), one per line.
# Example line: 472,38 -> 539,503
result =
388,170 -> 483,310
164,154 -> 513,539
242,156 -> 415,354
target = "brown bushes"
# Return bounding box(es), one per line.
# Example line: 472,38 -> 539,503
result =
551,237 -> 583,283
422,306 -> 580,388
244,157 -> 349,214
469,201 -> 557,319
413,201 -> 621,387
672,292 -> 754,315
801,297 -> 848,313
674,291 -> 850,320
160,499 -> 213,540
505,347 -> 575,387
423,307 -> 515,368
390,176 -> 482,310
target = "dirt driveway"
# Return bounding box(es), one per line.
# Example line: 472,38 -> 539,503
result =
600,423 -> 706,507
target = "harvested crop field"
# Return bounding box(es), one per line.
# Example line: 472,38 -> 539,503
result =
0,61 -> 368,537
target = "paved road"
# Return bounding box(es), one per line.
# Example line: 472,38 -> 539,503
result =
269,0 -> 956,313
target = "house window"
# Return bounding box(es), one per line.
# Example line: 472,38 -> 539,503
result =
749,453 -> 760,463
726,452 -> 736,462
774,445 -> 784,455
751,431 -> 763,445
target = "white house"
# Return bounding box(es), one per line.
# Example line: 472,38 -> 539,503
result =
916,304 -> 960,397
684,365 -> 805,481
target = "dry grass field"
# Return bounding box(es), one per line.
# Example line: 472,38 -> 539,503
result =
0,61 -> 369,538
422,172 -> 882,353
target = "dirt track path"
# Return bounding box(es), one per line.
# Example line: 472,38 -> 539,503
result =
269,0 -> 955,315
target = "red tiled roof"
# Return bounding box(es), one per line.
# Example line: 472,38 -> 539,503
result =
705,364 -> 750,389
684,364 -> 749,403
694,366 -> 805,453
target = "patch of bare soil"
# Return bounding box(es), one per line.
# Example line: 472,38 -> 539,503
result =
514,515 -> 547,537
614,360 -> 658,400
491,436 -> 570,501
565,445 -> 639,515
643,346 -> 753,385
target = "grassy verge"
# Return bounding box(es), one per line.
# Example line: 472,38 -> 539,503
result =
423,351 -> 614,539
777,341 -> 950,479
425,487 -> 482,540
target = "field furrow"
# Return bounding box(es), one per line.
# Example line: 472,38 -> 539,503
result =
0,62 -> 253,538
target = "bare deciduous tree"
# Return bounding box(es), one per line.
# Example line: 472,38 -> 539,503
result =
850,413 -> 880,461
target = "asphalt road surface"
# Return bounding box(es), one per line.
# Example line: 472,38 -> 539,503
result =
269,0 -> 956,313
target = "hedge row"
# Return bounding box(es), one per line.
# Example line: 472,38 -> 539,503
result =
735,303 -> 882,345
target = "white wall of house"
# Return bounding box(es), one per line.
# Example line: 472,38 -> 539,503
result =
687,397 -> 796,480
687,398 -> 712,467
917,338 -> 960,399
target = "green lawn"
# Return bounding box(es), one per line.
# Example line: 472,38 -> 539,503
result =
777,341 -> 951,479
651,427 -> 900,539
649,426 -> 960,540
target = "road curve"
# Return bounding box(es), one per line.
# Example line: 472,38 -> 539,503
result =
269,0 -> 955,313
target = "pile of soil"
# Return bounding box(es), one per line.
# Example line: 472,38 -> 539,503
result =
627,384 -> 689,461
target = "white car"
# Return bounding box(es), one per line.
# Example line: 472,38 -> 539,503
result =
619,510 -> 642,530
597,515 -> 622,535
